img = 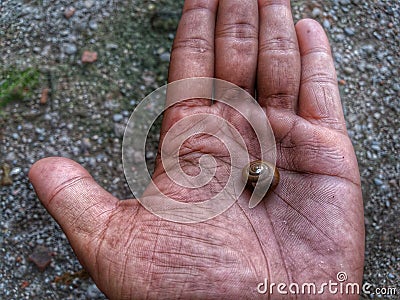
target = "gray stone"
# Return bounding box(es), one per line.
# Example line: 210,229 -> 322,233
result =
323,19 -> 331,29
106,43 -> 118,50
335,34 -> 345,41
343,67 -> 354,75
89,20 -> 98,30
312,8 -> 322,18
371,144 -> 381,152
113,114 -> 123,122
86,284 -> 104,299
159,52 -> 171,62
21,6 -> 34,16
361,44 -> 375,54
9,167 -> 22,176
5,152 -> 16,161
62,43 -> 77,55
84,0 -> 94,8
344,27 -> 355,36
14,265 -> 27,279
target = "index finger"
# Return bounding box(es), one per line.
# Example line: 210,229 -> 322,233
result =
168,0 -> 218,86
161,1 -> 218,149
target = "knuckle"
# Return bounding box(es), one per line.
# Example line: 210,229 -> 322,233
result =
259,0 -> 291,8
183,0 -> 213,14
260,36 -> 298,52
301,72 -> 337,86
216,22 -> 258,41
301,73 -> 337,86
172,36 -> 213,54
300,53 -> 337,85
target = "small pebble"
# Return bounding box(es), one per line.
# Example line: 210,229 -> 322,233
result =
113,114 -> 123,122
145,151 -> 155,159
159,52 -> 171,62
373,31 -> 382,40
1,163 -> 13,186
335,34 -> 345,41
81,138 -> 92,154
371,144 -> 381,152
344,27 -> 355,36
62,43 -> 77,55
343,67 -> 354,75
40,88 -> 49,104
312,7 -> 322,18
9,167 -> 22,176
373,112 -> 381,119
81,50 -> 98,63
106,43 -> 118,50
28,246 -> 53,272
86,284 -> 104,299
6,152 -> 16,161
84,0 -> 94,8
362,44 -> 375,54
14,265 -> 27,279
88,20 -> 98,30
64,7 -> 76,19
323,19 -> 331,29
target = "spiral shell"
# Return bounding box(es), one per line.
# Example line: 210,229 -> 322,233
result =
242,160 -> 279,191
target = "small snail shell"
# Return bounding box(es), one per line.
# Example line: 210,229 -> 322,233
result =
242,160 -> 279,192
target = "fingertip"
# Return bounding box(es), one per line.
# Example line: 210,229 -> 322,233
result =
29,157 -> 92,206
295,18 -> 331,55
295,18 -> 321,28
29,156 -> 86,180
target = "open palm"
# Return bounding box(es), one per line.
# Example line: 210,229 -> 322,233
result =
30,1 -> 364,299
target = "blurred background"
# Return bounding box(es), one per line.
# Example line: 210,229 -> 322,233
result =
0,0 -> 398,299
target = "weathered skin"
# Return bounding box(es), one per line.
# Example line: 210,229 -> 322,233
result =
29,0 -> 364,299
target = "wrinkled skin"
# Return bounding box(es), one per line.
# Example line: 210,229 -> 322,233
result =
29,0 -> 364,299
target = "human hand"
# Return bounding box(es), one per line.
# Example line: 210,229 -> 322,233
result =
29,0 -> 364,299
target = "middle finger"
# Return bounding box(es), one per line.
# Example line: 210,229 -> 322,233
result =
257,0 -> 301,112
215,0 -> 259,95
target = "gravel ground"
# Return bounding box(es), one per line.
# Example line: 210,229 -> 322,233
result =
0,0 -> 398,299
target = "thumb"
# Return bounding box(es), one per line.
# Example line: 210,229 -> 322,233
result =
29,157 -> 118,249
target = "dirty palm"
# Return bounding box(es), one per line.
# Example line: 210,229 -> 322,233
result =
30,0 -> 364,299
